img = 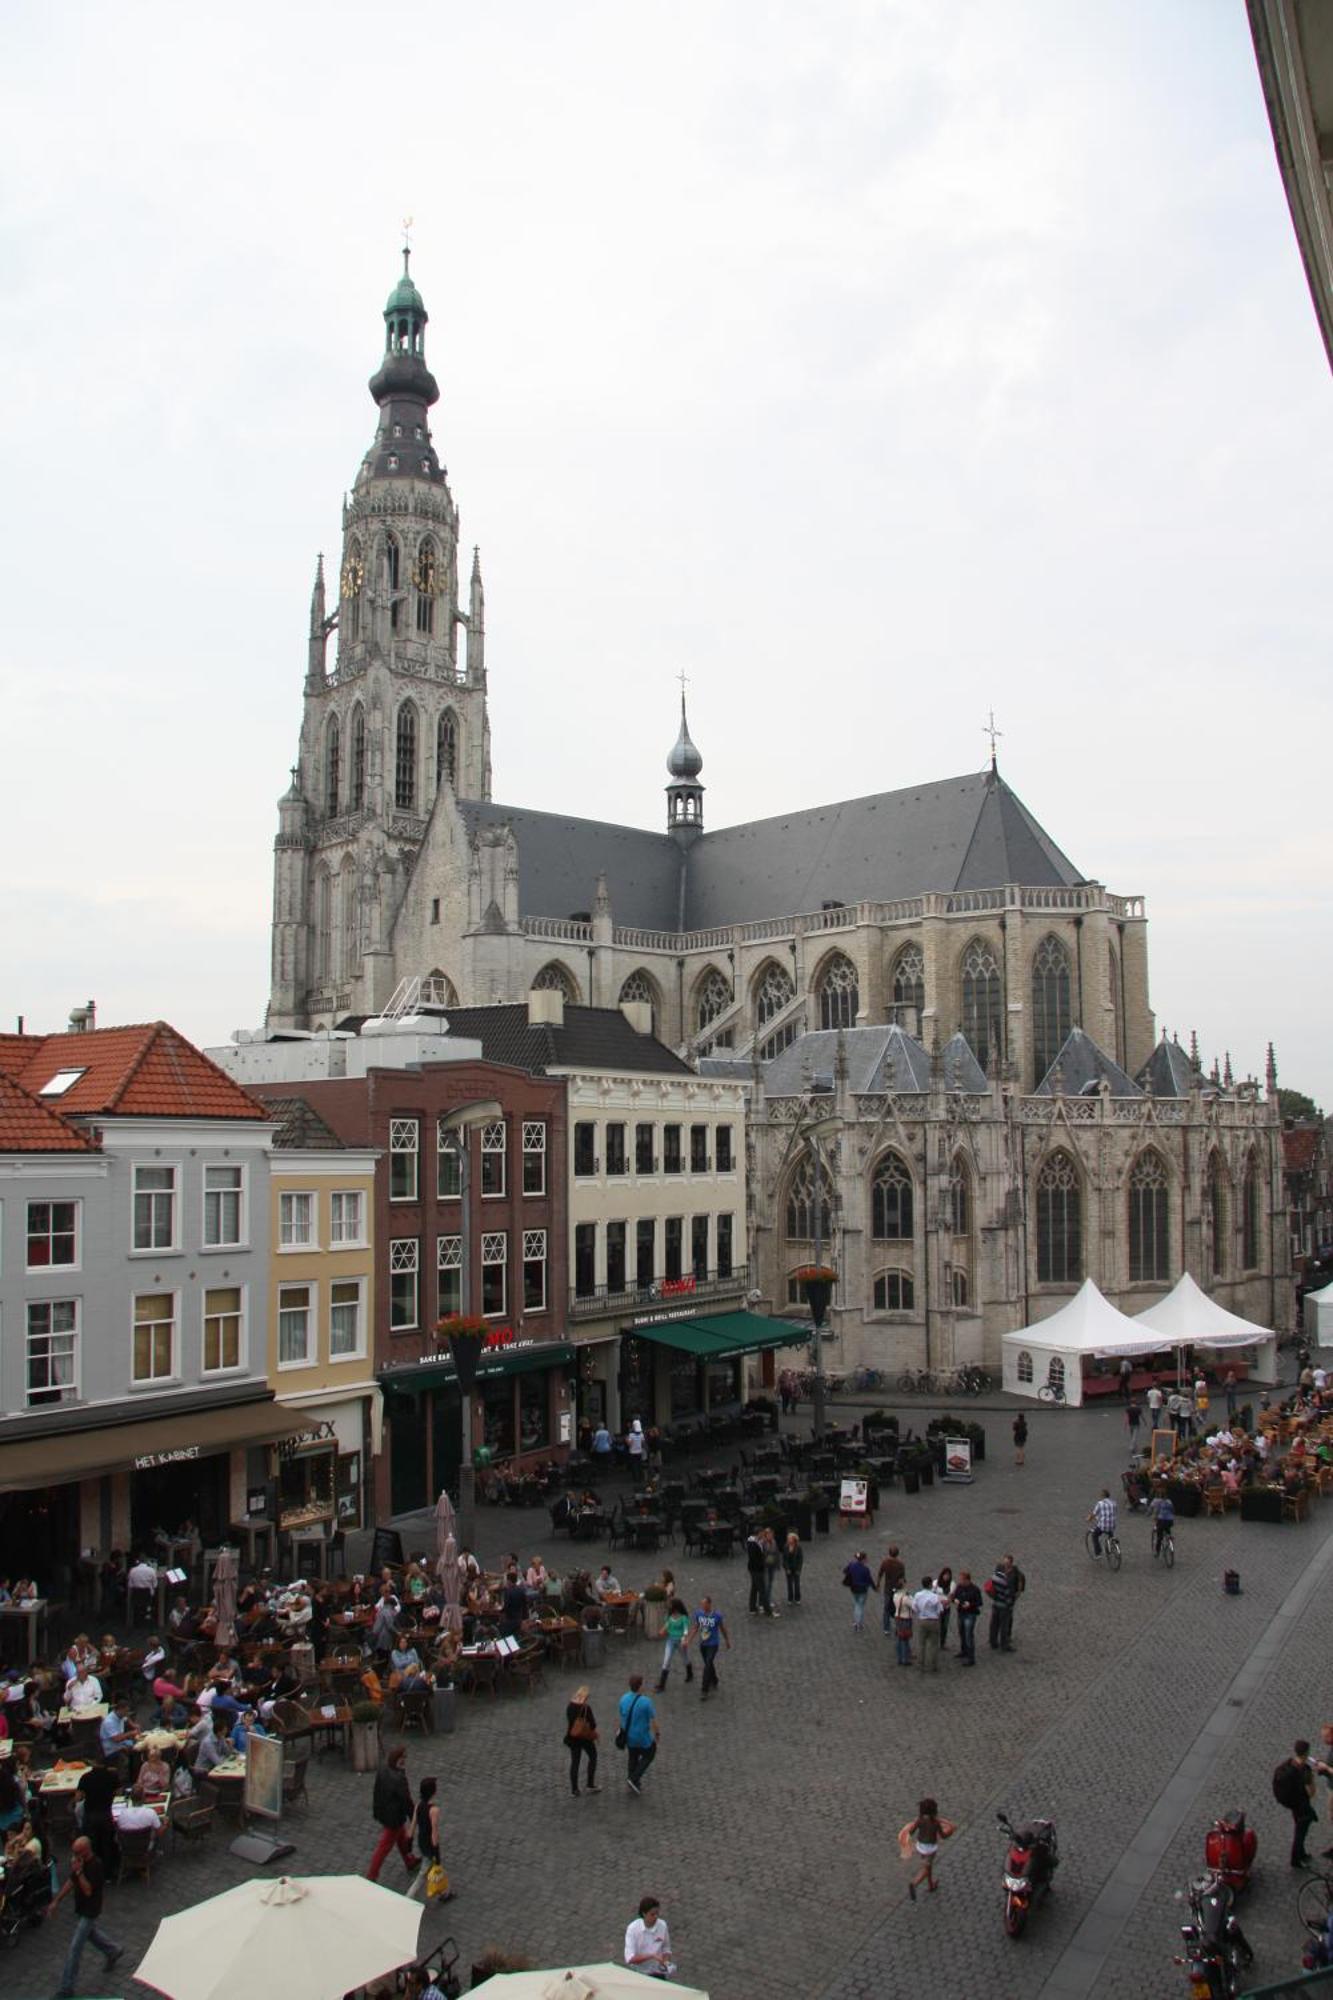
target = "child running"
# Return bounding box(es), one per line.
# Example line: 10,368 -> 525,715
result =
903,1796 -> 956,1900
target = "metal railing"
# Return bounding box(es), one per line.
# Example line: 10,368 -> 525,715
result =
568,1266 -> 749,1320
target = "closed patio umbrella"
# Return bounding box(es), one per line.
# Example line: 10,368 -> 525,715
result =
135,1873 -> 422,2000
436,1487 -> 463,1635
212,1547 -> 238,1649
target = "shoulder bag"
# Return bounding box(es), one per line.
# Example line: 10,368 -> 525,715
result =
614,1694 -> 642,1752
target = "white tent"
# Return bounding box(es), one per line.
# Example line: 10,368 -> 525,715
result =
1306,1281 -> 1333,1349
1001,1279 -> 1147,1407
1134,1271 -> 1279,1385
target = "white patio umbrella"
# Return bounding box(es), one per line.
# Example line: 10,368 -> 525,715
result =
472,1969 -> 708,2000
134,1874 -> 422,2000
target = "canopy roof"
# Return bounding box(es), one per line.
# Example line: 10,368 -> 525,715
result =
1001,1278 -> 1145,1354
633,1311 -> 796,1360
1133,1271 -> 1275,1350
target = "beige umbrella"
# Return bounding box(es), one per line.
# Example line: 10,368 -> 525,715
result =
135,1874 -> 422,2000
436,1487 -> 463,1635
212,1547 -> 238,1650
472,1969 -> 708,2000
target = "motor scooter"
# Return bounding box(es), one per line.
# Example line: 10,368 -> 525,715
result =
1174,1870 -> 1254,1999
1203,1810 -> 1256,1896
997,1810 -> 1058,1937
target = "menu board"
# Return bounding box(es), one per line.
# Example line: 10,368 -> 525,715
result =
244,1730 -> 284,1823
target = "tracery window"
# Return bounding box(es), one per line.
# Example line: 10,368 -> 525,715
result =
415,538 -> 437,635
949,1156 -> 970,1237
961,940 -> 1002,1073
1128,1149 -> 1170,1283
1036,1149 -> 1081,1284
784,1153 -> 832,1244
619,970 -> 658,1030
754,960 -> 795,1028
339,859 -> 358,978
1032,934 -> 1072,1086
325,716 -> 340,816
816,952 -> 859,1030
386,533 -> 401,631
695,968 -> 733,1046
533,962 -> 578,1003
315,871 -> 332,984
890,944 -> 925,1033
1205,1153 -> 1228,1279
395,702 -> 417,811
870,1152 -> 914,1240
1242,1152 -> 1260,1270
350,706 -> 366,810
437,710 -> 457,792
873,1270 -> 914,1311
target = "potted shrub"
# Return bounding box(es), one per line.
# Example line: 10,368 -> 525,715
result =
347,1700 -> 383,1774
642,1584 -> 668,1640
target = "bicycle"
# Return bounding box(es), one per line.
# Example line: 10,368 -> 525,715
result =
851,1367 -> 884,1392
1297,1867 -> 1333,1938
1037,1380 -> 1067,1405
953,1365 -> 992,1395
1150,1524 -> 1175,1568
1084,1526 -> 1123,1570
896,1368 -> 937,1394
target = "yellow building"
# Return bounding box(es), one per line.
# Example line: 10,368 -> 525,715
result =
262,1101 -> 379,1536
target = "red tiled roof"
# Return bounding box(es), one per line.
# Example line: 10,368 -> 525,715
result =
0,1073 -> 99,1153
8,1023 -> 268,1123
1284,1127 -> 1319,1173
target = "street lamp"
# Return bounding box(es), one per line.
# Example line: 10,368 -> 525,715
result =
802,1114 -> 841,1443
438,1098 -> 503,1553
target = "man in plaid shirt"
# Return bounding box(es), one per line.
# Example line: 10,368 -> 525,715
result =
1087,1489 -> 1117,1556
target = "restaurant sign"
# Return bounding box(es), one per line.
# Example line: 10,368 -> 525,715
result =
134,1445 -> 201,1471
277,1420 -> 338,1460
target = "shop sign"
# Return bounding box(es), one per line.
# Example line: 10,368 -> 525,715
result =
627,1304 -> 704,1330
659,1276 -> 697,1298
277,1420 -> 338,1460
134,1445 -> 200,1471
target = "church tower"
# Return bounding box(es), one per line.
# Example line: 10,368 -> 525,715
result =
268,250 -> 491,1029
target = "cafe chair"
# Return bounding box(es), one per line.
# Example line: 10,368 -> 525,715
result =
41,1791 -> 79,1845
169,1796 -> 216,1843
460,1653 -> 500,1699
116,1824 -> 158,1887
503,1644 -> 547,1697
393,1687 -> 434,1734
282,1754 -> 311,1810
604,1599 -> 636,1642
605,1503 -> 628,1552
1204,1484 -> 1227,1518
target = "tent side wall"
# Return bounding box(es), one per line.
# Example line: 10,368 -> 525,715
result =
1001,1339 -> 1085,1408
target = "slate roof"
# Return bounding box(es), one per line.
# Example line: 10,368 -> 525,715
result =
379,1004 -> 695,1079
0,1074 -> 100,1154
719,1025 -> 989,1097
266,1096 -> 349,1151
1035,1027 -> 1142,1098
1137,1037 -> 1199,1099
0,1024 -> 268,1122
461,767 -> 1084,934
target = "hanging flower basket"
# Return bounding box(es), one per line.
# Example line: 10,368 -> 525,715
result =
438,1315 -> 489,1395
792,1265 -> 836,1330
790,1265 -> 836,1286
436,1315 -> 489,1341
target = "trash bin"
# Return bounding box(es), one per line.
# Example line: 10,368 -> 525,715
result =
581,1626 -> 606,1670
433,1682 -> 456,1734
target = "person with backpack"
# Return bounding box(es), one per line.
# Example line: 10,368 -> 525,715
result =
1274,1741 -> 1319,1867
841,1551 -> 876,1634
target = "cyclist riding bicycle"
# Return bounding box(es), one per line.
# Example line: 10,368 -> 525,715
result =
1088,1489 -> 1117,1556
1149,1492 -> 1175,1554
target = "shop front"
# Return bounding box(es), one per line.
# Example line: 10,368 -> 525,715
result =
622,1310 -> 795,1431
379,1337 -> 575,1516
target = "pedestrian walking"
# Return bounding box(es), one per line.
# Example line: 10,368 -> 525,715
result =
877,1545 -> 905,1632
1146,1382 -> 1164,1431
366,1744 -> 420,1882
987,1554 -> 1022,1652
891,1584 -> 915,1666
1118,1357 -> 1133,1401
655,1601 -> 692,1689
624,1894 -> 676,1977
1012,1413 -> 1027,1466
842,1550 -> 876,1632
45,1836 -> 122,1998
1224,1369 -> 1239,1420
911,1574 -> 944,1673
953,1570 -> 982,1664
563,1685 -> 600,1796
1194,1376 -> 1210,1430
1166,1389 -> 1186,1439
901,1797 -> 956,1900
745,1529 -> 765,1615
627,1418 -> 647,1485
761,1528 -> 781,1616
1126,1398 -> 1143,1443
934,1567 -> 954,1651
692,1595 -> 731,1699
782,1531 -> 804,1605
617,1673 -> 659,1795
404,1776 -> 450,1902
1273,1740 -> 1319,1867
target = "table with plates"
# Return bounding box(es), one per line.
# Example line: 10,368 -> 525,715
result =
40,1763 -> 91,1796
57,1701 -> 108,1726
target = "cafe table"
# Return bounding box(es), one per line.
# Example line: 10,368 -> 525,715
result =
58,1701 -> 108,1726
204,1755 -> 248,1819
40,1763 -> 90,1795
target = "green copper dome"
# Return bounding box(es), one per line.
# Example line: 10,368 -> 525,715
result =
384,246 -> 426,321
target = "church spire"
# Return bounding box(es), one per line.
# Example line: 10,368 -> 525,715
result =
466,545 -> 485,684
363,245 -> 442,486
666,680 -> 705,847
306,553 -> 330,688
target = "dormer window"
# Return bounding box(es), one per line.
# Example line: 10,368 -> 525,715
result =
393,424 -> 403,438
387,454 -> 399,471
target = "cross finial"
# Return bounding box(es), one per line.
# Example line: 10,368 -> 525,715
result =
677,668 -> 689,713
983,708 -> 1003,770
401,215 -> 414,272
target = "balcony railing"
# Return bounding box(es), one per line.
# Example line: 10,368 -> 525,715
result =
569,1265 -> 750,1321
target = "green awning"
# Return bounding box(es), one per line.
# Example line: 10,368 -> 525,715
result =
634,1313 -> 800,1361
378,1340 -> 573,1397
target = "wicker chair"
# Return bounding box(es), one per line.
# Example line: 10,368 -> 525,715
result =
116,1823 -> 159,1886
169,1796 -> 216,1843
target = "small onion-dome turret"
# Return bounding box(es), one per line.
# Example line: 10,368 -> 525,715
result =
667,696 -> 703,779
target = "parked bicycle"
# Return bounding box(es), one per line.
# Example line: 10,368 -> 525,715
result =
944,1365 -> 992,1395
896,1368 -> 938,1394
1037,1380 -> 1067,1404
851,1366 -> 884,1392
1297,1864 -> 1333,1940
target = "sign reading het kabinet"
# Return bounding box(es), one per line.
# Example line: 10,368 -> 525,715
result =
134,1445 -> 201,1471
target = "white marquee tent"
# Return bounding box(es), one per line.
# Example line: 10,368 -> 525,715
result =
1306,1281 -> 1333,1348
1134,1271 -> 1278,1384
1002,1274 -> 1279,1406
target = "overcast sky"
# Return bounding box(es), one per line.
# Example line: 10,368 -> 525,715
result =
2,2 -> 1329,1103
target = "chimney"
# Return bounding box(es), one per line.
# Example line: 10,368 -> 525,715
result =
620,1000 -> 653,1036
528,988 -> 565,1027
67,1000 -> 96,1034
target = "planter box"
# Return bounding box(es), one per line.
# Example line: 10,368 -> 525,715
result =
347,1721 -> 382,1773
581,1628 -> 606,1669
433,1684 -> 456,1735
642,1598 -> 667,1640
901,1470 -> 920,1495
1166,1483 -> 1202,1517
1239,1488 -> 1284,1524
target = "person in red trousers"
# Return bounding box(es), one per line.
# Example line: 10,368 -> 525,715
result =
366,1745 -> 420,1882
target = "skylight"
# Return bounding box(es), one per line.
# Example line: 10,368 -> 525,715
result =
39,1068 -> 87,1097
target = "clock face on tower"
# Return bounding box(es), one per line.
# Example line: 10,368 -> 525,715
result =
340,552 -> 365,599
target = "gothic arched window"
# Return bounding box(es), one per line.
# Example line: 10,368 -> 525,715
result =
816,952 -> 859,1030
873,1270 -> 915,1312
695,967 -> 733,1045
395,702 -> 418,811
315,870 -> 332,984
415,538 -> 437,635
754,960 -> 795,1027
325,715 -> 340,816
619,970 -> 659,1030
1206,1153 -> 1228,1279
1032,934 -> 1072,1085
339,857 -> 357,979
345,538 -> 363,643
533,961 -> 579,1003
949,1155 -> 970,1237
350,705 -> 366,811
386,534 -> 401,631
437,710 -> 457,793
1128,1149 -> 1170,1283
785,1153 -> 832,1245
890,943 -> 925,1033
1036,1149 -> 1081,1284
961,940 -> 1002,1073
1242,1151 -> 1261,1270
870,1152 -> 914,1241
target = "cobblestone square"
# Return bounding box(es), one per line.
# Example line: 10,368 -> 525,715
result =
11,1398 -> 1330,2000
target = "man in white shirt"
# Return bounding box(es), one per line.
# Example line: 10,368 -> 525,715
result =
627,1419 -> 646,1485
112,1798 -> 161,1834
910,1576 -> 945,1674
66,1666 -> 104,1713
127,1556 -> 157,1628
624,1896 -> 675,1978
1145,1383 -> 1164,1429
593,1566 -> 621,1602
